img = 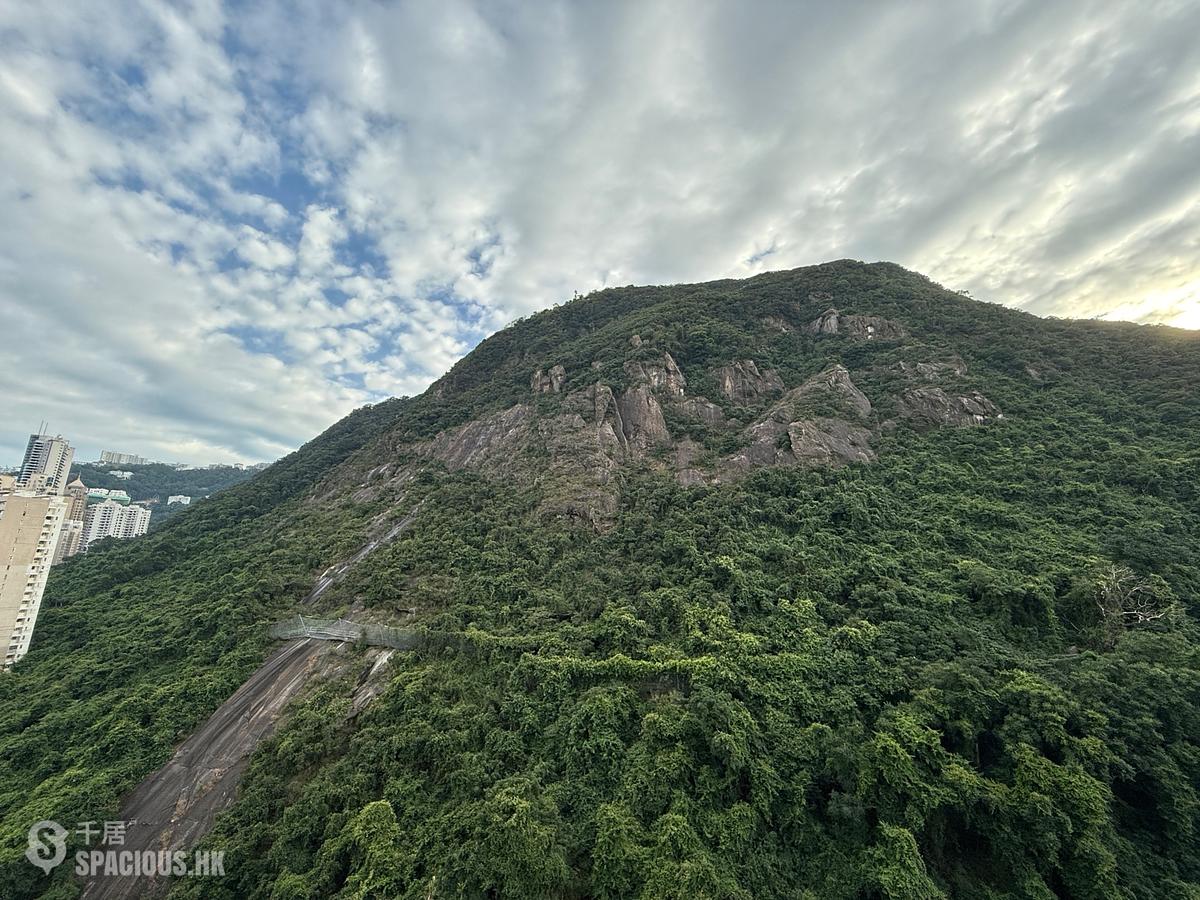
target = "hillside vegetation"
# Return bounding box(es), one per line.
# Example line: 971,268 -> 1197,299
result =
69,463 -> 257,527
1,261 -> 1198,899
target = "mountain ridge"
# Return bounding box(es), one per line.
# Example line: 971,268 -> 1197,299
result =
2,260 -> 1198,899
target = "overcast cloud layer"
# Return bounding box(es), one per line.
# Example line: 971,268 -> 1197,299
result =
1,0 -> 1198,464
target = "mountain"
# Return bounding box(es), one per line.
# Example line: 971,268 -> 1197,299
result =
3,260 -> 1199,899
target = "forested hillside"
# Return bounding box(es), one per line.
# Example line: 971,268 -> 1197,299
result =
2,261 -> 1198,899
68,463 -> 257,527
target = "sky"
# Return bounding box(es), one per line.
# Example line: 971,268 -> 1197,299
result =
1,0 -> 1198,465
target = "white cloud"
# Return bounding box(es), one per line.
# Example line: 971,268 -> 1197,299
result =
237,226 -> 295,270
0,0 -> 1197,465
297,205 -> 346,275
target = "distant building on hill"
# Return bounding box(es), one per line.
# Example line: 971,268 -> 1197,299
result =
64,477 -> 87,522
108,470 -> 134,480
83,499 -> 150,549
0,474 -> 68,665
18,431 -> 74,495
99,450 -> 148,466
167,495 -> 192,506
52,476 -> 89,564
86,488 -> 130,504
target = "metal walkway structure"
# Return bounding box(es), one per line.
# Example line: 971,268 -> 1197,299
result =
268,614 -> 421,650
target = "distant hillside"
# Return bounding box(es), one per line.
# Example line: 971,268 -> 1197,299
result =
69,463 -> 256,525
2,261 -> 1198,899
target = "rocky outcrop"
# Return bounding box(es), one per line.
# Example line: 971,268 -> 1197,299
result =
762,315 -> 794,333
722,413 -> 875,475
616,385 -> 671,450
535,386 -> 628,525
786,418 -> 876,466
418,347 -> 998,526
790,364 -> 872,420
531,364 -> 567,393
677,397 -> 726,426
720,366 -> 876,474
898,387 -> 1002,427
673,439 -> 709,487
625,352 -> 686,397
713,359 -> 784,403
807,308 -> 907,341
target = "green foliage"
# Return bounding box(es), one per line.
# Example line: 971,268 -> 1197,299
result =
2,261 -> 1199,898
69,462 -> 256,527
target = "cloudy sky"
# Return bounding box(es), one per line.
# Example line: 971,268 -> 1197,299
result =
1,0 -> 1198,464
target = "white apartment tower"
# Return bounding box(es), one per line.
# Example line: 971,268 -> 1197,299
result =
18,431 -> 75,495
83,499 -> 151,549
0,475 -> 67,665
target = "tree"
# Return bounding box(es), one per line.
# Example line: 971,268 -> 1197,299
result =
1094,564 -> 1178,649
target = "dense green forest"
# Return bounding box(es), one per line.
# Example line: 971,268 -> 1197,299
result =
68,463 -> 258,527
1,261 -> 1197,898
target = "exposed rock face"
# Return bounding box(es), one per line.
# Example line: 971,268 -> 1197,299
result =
625,352 -> 686,397
616,385 -> 671,450
629,334 -> 643,348
713,359 -> 784,403
807,308 -> 843,335
677,397 -> 725,426
806,308 -> 907,340
536,386 -> 627,525
549,385 -> 627,460
722,415 -> 875,474
531,364 -> 567,393
427,404 -> 533,469
787,418 -> 876,466
720,366 -> 876,474
80,639 -> 350,900
673,439 -> 709,487
415,345 -> 996,527
791,364 -> 872,420
762,315 -> 794,333
898,388 -> 1002,427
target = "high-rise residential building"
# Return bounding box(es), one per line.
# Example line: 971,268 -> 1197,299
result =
82,499 -> 150,549
52,520 -> 84,565
18,432 -> 74,495
99,451 -> 148,466
0,475 -> 67,665
64,476 -> 88,522
52,476 -> 89,565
